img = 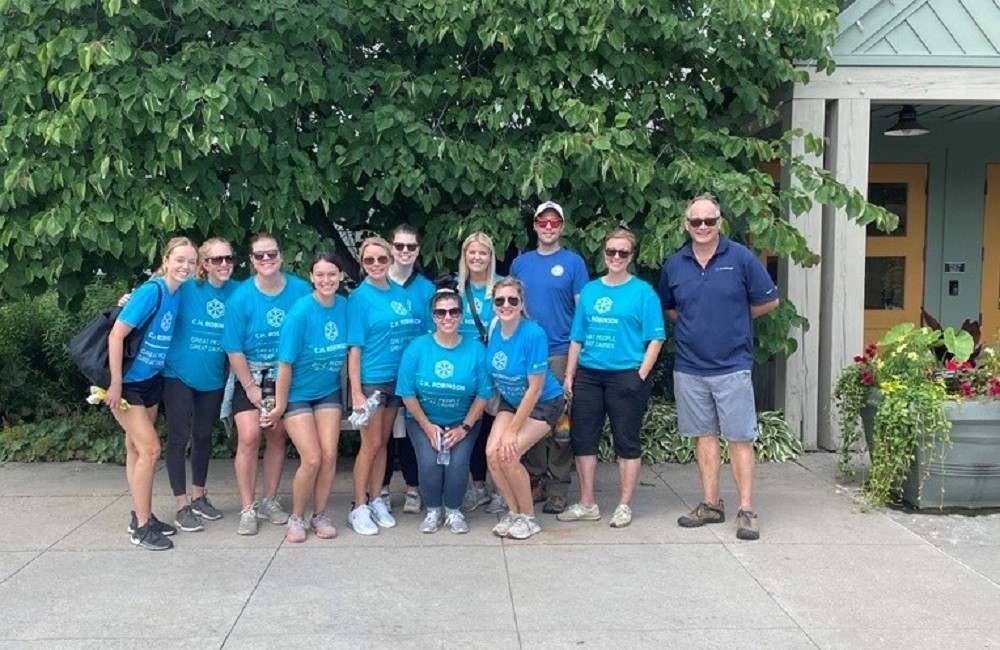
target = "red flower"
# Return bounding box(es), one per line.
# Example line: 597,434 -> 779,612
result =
945,360 -> 961,371
960,382 -> 974,398
860,371 -> 874,386
865,343 -> 878,358
853,355 -> 865,363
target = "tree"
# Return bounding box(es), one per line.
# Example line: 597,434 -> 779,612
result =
0,0 -> 890,357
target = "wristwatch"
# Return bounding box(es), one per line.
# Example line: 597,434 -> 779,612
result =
460,422 -> 472,432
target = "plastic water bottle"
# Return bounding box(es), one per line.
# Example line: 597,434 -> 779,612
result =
348,390 -> 382,428
436,430 -> 451,466
260,369 -> 276,429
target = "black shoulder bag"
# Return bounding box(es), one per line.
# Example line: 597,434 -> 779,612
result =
466,278 -> 489,345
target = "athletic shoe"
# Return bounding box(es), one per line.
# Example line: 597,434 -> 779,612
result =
190,494 -> 223,521
556,503 -> 601,522
379,489 -> 393,513
347,504 -> 379,536
485,492 -> 507,514
506,514 -> 541,540
492,511 -> 518,537
174,505 -> 204,533
677,500 -> 726,528
609,504 -> 633,529
445,509 -> 469,534
403,491 -> 423,514
542,494 -> 567,514
285,514 -> 307,543
127,511 -> 177,537
237,502 -> 259,536
419,508 -> 443,533
736,509 -> 761,541
369,497 -> 397,528
529,476 -> 546,503
461,485 -> 491,512
310,513 -> 338,539
130,523 -> 173,551
258,496 -> 289,525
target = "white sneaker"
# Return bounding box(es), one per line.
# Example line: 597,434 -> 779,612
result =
492,511 -> 518,537
379,489 -> 392,513
347,504 -> 379,536
368,497 -> 397,528
419,508 -> 443,533
507,514 -> 541,540
445,509 -> 469,534
485,491 -> 507,514
236,502 -> 259,536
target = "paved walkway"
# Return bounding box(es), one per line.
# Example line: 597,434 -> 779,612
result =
1,452 -> 999,648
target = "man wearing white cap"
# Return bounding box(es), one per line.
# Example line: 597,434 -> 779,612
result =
509,200 -> 589,514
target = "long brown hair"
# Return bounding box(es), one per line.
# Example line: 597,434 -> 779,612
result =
155,236 -> 198,276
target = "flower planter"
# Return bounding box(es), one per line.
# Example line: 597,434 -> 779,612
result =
902,401 -> 1000,509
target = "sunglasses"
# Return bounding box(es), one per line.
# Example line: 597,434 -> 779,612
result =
432,307 -> 462,318
493,295 -> 521,307
535,218 -> 563,229
604,248 -> 633,259
250,249 -> 280,261
687,217 -> 720,228
205,255 -> 234,265
393,242 -> 419,252
363,255 -> 390,266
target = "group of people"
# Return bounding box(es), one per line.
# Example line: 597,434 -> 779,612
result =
104,196 -> 778,551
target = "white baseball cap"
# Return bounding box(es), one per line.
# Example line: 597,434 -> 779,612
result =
534,200 -> 564,219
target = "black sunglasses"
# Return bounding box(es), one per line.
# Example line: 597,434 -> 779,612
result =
251,249 -> 280,261
604,248 -> 633,259
433,307 -> 462,318
205,255 -> 234,265
393,242 -> 419,252
493,296 -> 521,307
363,255 -> 390,266
687,217 -> 720,228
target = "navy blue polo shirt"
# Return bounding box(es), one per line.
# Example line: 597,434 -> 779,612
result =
658,236 -> 777,376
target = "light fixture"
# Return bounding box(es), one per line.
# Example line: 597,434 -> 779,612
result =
884,105 -> 929,137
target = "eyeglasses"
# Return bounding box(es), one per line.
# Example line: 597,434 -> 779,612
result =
393,242 -> 419,252
432,307 -> 462,318
205,255 -> 234,265
604,248 -> 633,259
493,296 -> 521,307
250,249 -> 280,261
362,255 -> 390,266
535,218 -> 563,229
687,217 -> 720,228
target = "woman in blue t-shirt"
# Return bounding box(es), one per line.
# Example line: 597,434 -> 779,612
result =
106,236 -> 198,551
161,237 -> 240,533
346,236 -> 422,535
561,228 -> 665,529
485,277 -> 565,540
268,252 -> 349,543
397,288 -> 492,534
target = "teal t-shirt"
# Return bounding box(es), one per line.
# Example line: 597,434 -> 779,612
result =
163,278 -> 240,391
394,273 -> 436,334
570,276 -> 666,370
346,278 -> 422,384
485,319 -> 563,406
396,333 -> 493,425
118,277 -> 180,383
459,276 -> 502,341
277,293 -> 349,402
221,274 -> 311,364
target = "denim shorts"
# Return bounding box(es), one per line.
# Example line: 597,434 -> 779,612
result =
497,395 -> 565,428
284,391 -> 343,419
362,381 -> 403,409
674,370 -> 758,442
121,375 -> 164,408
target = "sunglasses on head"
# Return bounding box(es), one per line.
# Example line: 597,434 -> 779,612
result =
251,249 -> 280,261
393,242 -> 419,252
604,248 -> 633,259
493,295 -> 521,307
363,255 -> 390,266
535,218 -> 563,229
687,217 -> 720,228
205,255 -> 234,265
432,307 -> 462,318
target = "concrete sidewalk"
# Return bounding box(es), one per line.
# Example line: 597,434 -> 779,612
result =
1,452 -> 998,648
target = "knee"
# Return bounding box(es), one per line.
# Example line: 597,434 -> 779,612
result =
135,438 -> 161,461
300,452 -> 321,473
320,449 -> 337,467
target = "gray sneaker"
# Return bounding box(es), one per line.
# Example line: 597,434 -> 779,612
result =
379,489 -> 393,513
403,491 -> 423,514
461,485 -> 491,512
506,514 -> 541,540
258,497 -> 289,525
174,505 -> 204,532
677,500 -> 725,528
444,509 -> 469,534
556,502 -> 601,522
237,502 -> 259,536
347,504 -> 379,536
285,514 -> 307,543
190,494 -> 222,521
609,504 -> 633,529
736,509 -> 761,541
419,507 -> 443,533
369,497 -> 397,528
130,523 -> 173,551
485,491 -> 507,514
492,511 -> 518,537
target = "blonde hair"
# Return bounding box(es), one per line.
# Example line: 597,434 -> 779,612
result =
155,236 -> 198,276
605,227 -> 637,250
197,237 -> 232,282
491,276 -> 530,319
358,236 -> 392,276
457,232 -> 497,298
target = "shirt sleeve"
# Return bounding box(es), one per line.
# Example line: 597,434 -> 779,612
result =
570,254 -> 588,295
657,263 -> 676,311
221,288 -> 248,353
745,252 -> 779,305
395,339 -> 419,398
641,283 -> 667,341
277,306 -> 305,364
346,291 -> 368,348
117,281 -> 159,328
526,325 -> 550,375
474,345 -> 494,399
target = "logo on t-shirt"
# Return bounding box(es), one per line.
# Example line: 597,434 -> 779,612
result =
266,307 -> 285,328
594,297 -> 613,315
159,312 -> 173,331
474,298 -> 483,313
434,360 -> 454,379
324,321 -> 339,341
390,301 -> 409,316
491,351 -> 508,371
206,299 -> 225,320
551,265 -> 564,277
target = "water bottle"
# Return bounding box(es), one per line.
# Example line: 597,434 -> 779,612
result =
260,368 -> 276,429
436,430 -> 451,466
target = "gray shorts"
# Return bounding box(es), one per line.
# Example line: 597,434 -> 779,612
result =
674,370 -> 758,442
284,391 -> 342,419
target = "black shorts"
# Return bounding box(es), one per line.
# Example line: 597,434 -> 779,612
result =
570,366 -> 652,460
497,395 -> 565,428
361,382 -> 403,409
121,375 -> 164,408
232,380 -> 258,415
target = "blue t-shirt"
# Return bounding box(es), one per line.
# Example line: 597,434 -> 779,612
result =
571,276 -> 666,370
485,319 -> 563,406
277,293 -> 349,402
393,273 -> 436,334
118,277 -> 180,383
510,248 -> 588,355
396,333 -> 493,425
221,274 -> 312,365
658,236 -> 778,376
163,278 -> 240,391
346,278 -> 422,383
459,276 -> 501,341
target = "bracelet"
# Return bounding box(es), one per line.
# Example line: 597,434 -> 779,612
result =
242,381 -> 258,391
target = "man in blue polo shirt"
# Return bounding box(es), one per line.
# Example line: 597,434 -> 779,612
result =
657,195 -> 778,541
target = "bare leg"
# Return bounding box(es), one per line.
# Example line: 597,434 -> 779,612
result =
285,414 -> 321,517
728,440 -> 755,511
313,408 -> 342,514
495,419 -> 551,515
114,405 -> 161,527
575,455 -> 598,505
368,406 -> 398,498
261,422 -> 287,499
353,406 -> 387,505
695,435 -> 723,505
485,413 -> 516,508
618,457 -> 641,506
234,410 -> 262,508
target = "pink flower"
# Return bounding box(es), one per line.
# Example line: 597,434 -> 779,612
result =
853,355 -> 865,363
960,382 -> 974,398
945,360 -> 961,372
861,371 -> 874,386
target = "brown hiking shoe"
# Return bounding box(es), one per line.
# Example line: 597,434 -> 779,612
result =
530,476 -> 547,503
677,500 -> 725,528
736,509 -> 760,541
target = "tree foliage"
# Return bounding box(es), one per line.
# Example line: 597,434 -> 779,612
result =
0,0 -> 892,356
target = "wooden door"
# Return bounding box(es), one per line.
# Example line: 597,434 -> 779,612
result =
983,165 -> 1000,344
